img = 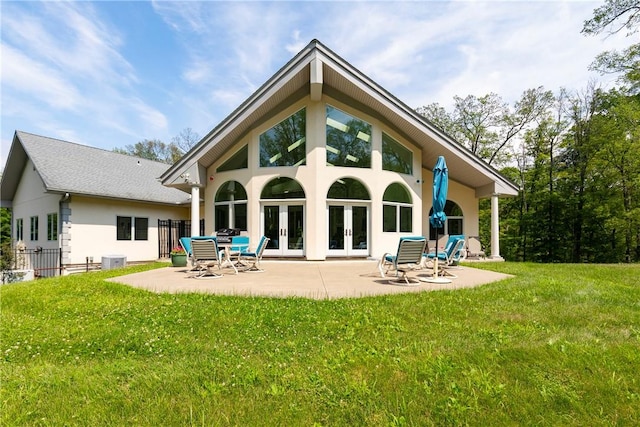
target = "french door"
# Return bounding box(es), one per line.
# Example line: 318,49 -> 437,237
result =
262,204 -> 305,256
327,204 -> 369,257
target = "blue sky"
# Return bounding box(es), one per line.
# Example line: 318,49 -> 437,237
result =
0,1 -> 629,169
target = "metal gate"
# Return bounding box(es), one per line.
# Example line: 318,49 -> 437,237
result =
10,247 -> 62,278
158,219 -> 205,258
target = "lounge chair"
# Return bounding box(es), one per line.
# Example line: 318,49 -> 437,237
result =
378,236 -> 427,284
179,237 -> 194,268
238,236 -> 270,272
190,238 -> 224,279
423,235 -> 466,276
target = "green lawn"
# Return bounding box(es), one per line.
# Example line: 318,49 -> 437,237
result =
1,262 -> 639,426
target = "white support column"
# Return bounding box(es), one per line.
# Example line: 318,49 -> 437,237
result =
490,194 -> 503,260
191,185 -> 200,237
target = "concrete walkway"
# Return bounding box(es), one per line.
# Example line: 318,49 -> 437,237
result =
108,260 -> 512,299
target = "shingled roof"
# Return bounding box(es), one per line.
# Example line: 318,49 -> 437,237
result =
1,131 -> 191,206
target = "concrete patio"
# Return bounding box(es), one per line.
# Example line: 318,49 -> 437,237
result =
108,260 -> 512,299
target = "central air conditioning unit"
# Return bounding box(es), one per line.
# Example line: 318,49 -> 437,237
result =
101,255 -> 127,270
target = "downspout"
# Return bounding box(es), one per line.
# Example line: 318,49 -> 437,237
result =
59,192 -> 71,274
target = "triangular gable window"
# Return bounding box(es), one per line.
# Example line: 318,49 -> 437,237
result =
217,145 -> 248,172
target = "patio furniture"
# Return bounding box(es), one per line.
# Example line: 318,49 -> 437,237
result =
190,238 -> 224,279
466,236 -> 486,259
238,236 -> 270,272
378,236 -> 427,285
220,236 -> 250,272
179,237 -> 195,268
423,235 -> 466,278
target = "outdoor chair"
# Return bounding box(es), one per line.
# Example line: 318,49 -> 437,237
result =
220,235 -> 250,273
238,236 -> 270,272
378,236 -> 427,285
423,235 -> 466,277
179,237 -> 195,269
466,236 -> 486,259
189,238 -> 224,279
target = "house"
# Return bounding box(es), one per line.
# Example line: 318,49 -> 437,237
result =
1,131 -> 194,272
160,40 -> 519,260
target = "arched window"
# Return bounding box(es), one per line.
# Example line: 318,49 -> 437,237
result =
260,177 -> 305,199
382,183 -> 412,232
428,200 -> 463,239
327,178 -> 370,200
215,181 -> 248,230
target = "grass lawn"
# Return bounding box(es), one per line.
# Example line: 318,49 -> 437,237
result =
1,262 -> 639,426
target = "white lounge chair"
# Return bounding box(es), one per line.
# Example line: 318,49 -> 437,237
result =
238,236 -> 270,272
190,238 -> 224,279
378,236 -> 427,285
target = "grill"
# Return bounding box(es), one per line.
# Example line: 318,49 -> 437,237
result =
216,228 -> 241,244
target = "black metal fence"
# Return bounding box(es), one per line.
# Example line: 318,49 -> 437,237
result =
158,219 -> 205,258
9,247 -> 62,278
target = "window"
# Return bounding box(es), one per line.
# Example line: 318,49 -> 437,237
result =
30,216 -> 38,241
259,108 -> 306,167
260,177 -> 305,199
382,183 -> 412,232
47,213 -> 58,241
217,145 -> 248,172
327,178 -> 370,200
326,105 -> 371,168
382,133 -> 413,174
215,181 -> 248,230
429,201 -> 463,240
135,217 -> 148,240
117,216 -> 131,240
116,216 -> 148,240
16,218 -> 23,241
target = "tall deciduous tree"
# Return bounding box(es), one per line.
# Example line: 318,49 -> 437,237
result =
583,0 -> 640,92
417,88 -> 554,167
114,128 -> 201,164
589,90 -> 640,261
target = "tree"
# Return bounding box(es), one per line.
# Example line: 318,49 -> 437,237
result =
583,0 -> 640,92
416,88 -> 554,167
589,90 -> 640,261
114,128 -> 200,164
113,139 -> 177,164
171,127 -> 200,154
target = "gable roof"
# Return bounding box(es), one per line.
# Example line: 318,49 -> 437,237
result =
1,131 -> 191,206
161,39 -> 518,197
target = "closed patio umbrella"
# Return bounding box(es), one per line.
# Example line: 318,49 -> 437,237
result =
425,156 -> 451,283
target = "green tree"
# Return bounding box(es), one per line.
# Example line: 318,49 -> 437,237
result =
583,0 -> 640,92
416,88 -> 554,167
114,128 -> 200,164
589,90 -> 640,261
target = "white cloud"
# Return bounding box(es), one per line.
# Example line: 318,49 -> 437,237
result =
2,0 -> 632,167
1,43 -> 82,110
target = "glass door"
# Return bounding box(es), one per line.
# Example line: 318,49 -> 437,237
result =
263,204 -> 305,256
327,204 -> 369,257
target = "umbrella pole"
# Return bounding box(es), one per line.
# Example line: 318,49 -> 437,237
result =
425,227 -> 451,284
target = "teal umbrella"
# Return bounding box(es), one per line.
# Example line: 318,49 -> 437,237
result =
427,156 -> 450,283
430,156 -> 448,231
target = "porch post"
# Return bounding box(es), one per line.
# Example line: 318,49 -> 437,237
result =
490,193 -> 503,260
191,185 -> 200,237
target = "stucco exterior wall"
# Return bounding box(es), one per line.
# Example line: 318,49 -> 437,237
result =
67,196 -> 189,264
205,95 -> 480,260
12,159 -> 60,250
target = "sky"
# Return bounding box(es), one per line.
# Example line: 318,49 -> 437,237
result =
0,0 -> 630,170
